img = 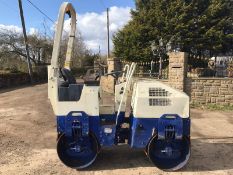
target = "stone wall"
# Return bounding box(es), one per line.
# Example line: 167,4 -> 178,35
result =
167,52 -> 233,105
185,78 -> 233,105
99,52 -> 233,105
107,57 -> 122,73
100,58 -> 121,93
100,76 -> 115,94
0,66 -> 47,89
0,72 -> 47,89
168,52 -> 188,91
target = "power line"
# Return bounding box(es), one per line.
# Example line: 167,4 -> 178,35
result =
97,0 -> 111,58
25,0 -> 55,23
42,18 -> 54,38
107,8 -> 110,58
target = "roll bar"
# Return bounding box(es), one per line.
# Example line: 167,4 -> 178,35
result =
51,2 -> 76,70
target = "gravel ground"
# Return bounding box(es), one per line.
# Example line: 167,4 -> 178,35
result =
0,83 -> 233,175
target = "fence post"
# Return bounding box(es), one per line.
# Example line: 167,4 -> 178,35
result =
168,52 -> 188,92
100,57 -> 121,93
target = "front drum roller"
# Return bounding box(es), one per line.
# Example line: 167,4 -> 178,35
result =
57,133 -> 99,169
147,136 -> 190,171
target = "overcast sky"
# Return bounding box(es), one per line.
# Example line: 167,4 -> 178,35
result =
0,0 -> 135,53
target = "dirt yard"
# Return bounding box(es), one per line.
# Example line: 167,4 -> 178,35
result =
0,83 -> 233,175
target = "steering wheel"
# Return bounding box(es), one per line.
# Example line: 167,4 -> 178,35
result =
97,70 -> 123,80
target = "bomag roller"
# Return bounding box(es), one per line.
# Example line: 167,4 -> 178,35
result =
48,2 -> 191,171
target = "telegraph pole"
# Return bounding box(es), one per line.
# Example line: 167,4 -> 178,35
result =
99,45 -> 101,56
18,0 -> 33,83
107,8 -> 110,58
98,45 -> 101,72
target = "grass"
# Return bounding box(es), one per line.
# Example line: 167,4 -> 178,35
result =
191,103 -> 233,111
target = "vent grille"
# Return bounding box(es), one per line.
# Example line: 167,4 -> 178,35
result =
149,88 -> 170,97
149,98 -> 171,106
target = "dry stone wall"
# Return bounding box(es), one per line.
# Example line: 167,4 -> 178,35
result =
168,52 -> 233,105
0,68 -> 47,89
185,78 -> 233,105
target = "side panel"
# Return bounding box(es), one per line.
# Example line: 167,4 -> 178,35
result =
57,112 -> 126,147
129,115 -> 190,148
131,81 -> 190,119
57,114 -> 100,142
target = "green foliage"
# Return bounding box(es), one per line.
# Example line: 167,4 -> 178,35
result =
82,53 -> 98,67
113,0 -> 233,64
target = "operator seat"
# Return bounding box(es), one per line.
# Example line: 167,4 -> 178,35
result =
58,68 -> 83,101
59,68 -> 77,87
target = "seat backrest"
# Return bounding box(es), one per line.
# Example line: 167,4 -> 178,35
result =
60,68 -> 76,85
58,83 -> 83,101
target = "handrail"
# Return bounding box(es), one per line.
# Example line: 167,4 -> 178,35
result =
51,2 -> 76,70
121,64 -> 130,82
116,62 -> 137,125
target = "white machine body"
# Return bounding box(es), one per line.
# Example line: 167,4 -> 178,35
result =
131,80 -> 189,119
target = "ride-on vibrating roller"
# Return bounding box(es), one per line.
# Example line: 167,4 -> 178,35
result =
48,2 -> 190,171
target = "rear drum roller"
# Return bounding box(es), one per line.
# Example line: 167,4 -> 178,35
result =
57,133 -> 99,169
147,136 -> 190,171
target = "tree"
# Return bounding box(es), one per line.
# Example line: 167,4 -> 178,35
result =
113,0 -> 233,66
0,28 -> 93,72
59,31 -> 94,68
0,29 -> 53,66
